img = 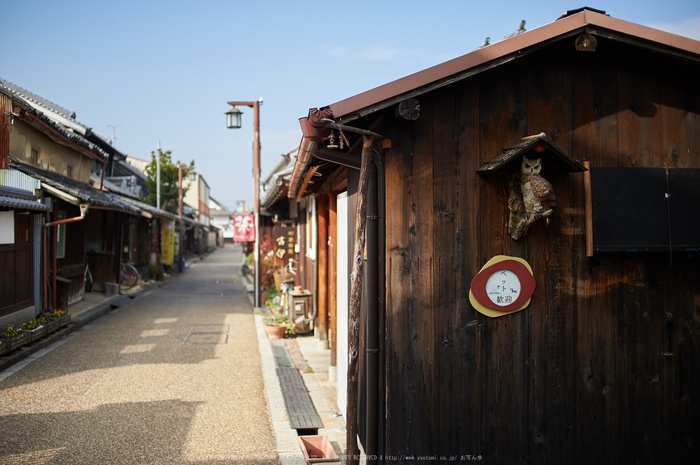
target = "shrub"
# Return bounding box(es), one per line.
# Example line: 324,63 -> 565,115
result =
149,264 -> 165,281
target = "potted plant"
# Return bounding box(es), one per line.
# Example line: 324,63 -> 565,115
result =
2,324 -> 28,353
52,309 -> 71,327
262,288 -> 296,338
19,319 -> 46,343
263,315 -> 295,339
40,312 -> 60,334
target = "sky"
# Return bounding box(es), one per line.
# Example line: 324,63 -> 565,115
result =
3,1 -> 699,211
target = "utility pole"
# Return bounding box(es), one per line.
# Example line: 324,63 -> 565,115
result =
156,142 -> 161,210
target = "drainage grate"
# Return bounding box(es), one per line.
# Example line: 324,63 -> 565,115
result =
184,324 -> 230,345
277,367 -> 324,430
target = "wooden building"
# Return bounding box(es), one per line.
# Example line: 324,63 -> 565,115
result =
288,8 -> 700,464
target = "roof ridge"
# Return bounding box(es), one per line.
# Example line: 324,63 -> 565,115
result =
0,77 -> 76,120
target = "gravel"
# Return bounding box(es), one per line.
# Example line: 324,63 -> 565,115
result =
0,246 -> 280,464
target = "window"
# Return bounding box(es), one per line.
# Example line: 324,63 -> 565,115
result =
67,165 -> 73,178
56,211 -> 66,259
306,196 -> 316,260
0,211 -> 14,244
30,148 -> 38,165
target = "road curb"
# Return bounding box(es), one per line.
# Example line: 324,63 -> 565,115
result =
255,313 -> 307,465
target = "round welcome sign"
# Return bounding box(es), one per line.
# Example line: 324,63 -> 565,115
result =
469,255 -> 535,318
485,269 -> 522,307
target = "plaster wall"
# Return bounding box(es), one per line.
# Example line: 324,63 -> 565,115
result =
9,119 -> 92,183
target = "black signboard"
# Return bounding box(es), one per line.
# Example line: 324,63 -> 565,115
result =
591,167 -> 700,252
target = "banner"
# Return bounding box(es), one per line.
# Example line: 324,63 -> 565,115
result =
233,213 -> 255,242
161,220 -> 174,265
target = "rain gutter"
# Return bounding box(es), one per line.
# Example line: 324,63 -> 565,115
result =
289,118 -> 383,200
288,135 -> 315,201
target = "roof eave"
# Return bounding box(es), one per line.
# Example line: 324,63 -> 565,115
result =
327,9 -> 700,124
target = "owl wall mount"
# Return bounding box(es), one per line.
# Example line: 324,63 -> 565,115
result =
508,156 -> 557,239
477,133 -> 588,241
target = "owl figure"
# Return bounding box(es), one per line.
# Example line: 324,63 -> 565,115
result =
520,156 -> 557,224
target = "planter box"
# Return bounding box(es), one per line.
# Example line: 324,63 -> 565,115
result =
58,314 -> 71,327
298,435 -> 339,463
19,325 -> 46,343
0,339 -> 8,357
4,334 -> 28,353
45,319 -> 60,334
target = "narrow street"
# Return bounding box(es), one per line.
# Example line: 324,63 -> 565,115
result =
0,245 -> 279,464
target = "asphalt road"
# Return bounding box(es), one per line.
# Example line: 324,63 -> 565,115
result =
0,245 -> 279,464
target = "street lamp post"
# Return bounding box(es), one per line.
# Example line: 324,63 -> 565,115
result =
178,165 -> 195,273
226,99 -> 262,308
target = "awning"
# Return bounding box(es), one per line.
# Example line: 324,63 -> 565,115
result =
8,159 -> 140,215
0,185 -> 49,211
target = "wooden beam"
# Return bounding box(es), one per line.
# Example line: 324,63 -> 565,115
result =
317,194 -> 329,342
347,134 -> 374,465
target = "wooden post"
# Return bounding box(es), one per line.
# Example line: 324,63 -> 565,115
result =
329,193 -> 338,366
347,134 -> 373,465
317,194 -> 329,341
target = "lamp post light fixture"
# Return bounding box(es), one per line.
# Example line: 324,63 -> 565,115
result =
225,106 -> 243,129
226,98 -> 262,308
178,165 -> 195,273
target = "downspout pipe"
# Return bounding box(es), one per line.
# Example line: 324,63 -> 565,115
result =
43,215 -> 48,311
347,134 -> 375,465
44,204 -> 89,310
376,153 -> 386,461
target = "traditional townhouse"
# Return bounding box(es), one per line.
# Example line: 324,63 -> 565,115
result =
1,78 -> 173,327
288,8 -> 700,464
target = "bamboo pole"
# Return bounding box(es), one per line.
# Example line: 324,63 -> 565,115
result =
347,134 -> 374,465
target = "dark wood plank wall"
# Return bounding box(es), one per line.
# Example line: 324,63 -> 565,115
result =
0,212 -> 34,316
572,49 -> 622,463
383,40 -> 700,463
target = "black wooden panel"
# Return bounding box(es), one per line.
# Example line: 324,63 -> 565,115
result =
0,212 -> 33,316
591,167 -> 700,251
